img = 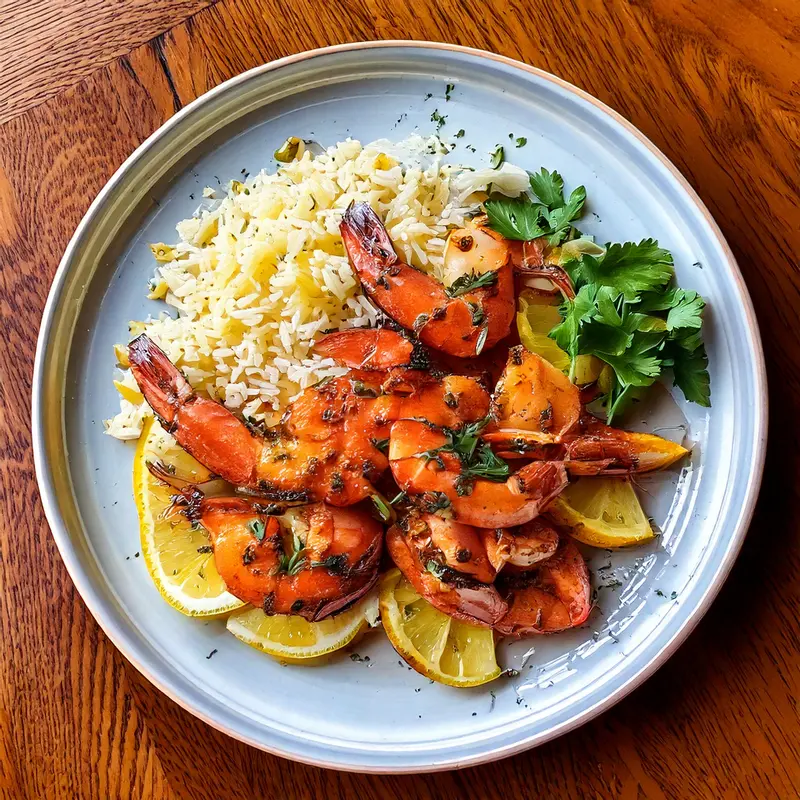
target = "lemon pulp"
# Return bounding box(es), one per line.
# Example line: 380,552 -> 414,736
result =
134,416 -> 244,616
548,477 -> 654,548
379,569 -> 500,687
226,593 -> 378,662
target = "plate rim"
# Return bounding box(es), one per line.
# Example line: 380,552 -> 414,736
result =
32,39 -> 768,773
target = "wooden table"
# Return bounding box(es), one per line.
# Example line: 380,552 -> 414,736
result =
1,1 -> 797,797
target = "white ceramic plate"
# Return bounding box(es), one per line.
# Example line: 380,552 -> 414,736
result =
33,42 -> 767,772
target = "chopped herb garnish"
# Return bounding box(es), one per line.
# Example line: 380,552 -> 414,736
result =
468,302 -> 485,327
275,531 -> 306,576
445,269 -> 497,298
370,494 -> 392,522
419,491 -> 452,516
196,545 -> 213,554
311,553 -> 348,574
247,519 -> 266,541
352,380 -> 378,398
671,591 -> 678,600
371,437 -> 390,454
242,544 -> 257,566
390,490 -> 407,505
515,136 -> 527,148
489,145 -> 504,168
431,109 -> 447,130
455,129 -> 465,138
445,83 -> 454,101
425,560 -> 447,580
419,417 -> 509,484
350,653 -> 370,662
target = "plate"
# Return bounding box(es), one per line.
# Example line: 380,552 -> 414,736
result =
33,42 -> 767,772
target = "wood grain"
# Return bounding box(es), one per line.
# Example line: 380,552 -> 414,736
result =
0,0 -> 216,124
1,0 -> 799,797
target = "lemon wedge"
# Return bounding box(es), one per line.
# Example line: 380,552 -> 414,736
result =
517,293 -> 571,371
517,292 -> 603,383
548,477 -> 654,548
379,569 -> 501,687
226,593 -> 378,662
134,416 -> 244,616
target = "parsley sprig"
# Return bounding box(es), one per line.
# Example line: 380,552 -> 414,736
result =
483,165 -> 710,422
485,167 -> 586,246
554,250 -> 710,420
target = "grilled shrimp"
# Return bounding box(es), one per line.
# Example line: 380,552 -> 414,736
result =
315,328 -> 416,370
484,346 -> 582,447
414,512 -> 497,584
485,347 -> 688,474
385,515 -> 507,627
130,335 -> 493,505
495,536 -> 591,636
314,327 -> 493,427
483,518 -> 560,573
195,497 -> 382,620
130,335 -> 394,505
389,420 -> 568,528
340,203 -> 515,358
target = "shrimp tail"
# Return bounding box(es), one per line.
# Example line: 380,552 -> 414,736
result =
128,334 -> 192,424
312,535 -> 383,620
129,335 -> 261,487
340,202 -> 398,268
386,525 -> 508,627
508,460 -> 568,505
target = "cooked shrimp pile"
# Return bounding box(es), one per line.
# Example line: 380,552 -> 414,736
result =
129,202 -> 687,637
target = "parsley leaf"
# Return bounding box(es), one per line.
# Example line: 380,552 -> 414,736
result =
529,167 -> 565,208
667,342 -> 711,406
551,285 -> 596,373
546,186 -> 587,245
580,320 -> 632,357
569,240 -> 674,301
592,332 -> 663,387
484,195 -> 549,240
484,167 -> 585,244
665,289 -> 705,331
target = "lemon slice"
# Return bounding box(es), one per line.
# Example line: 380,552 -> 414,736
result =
548,477 -> 654,548
226,593 -> 379,662
134,416 -> 244,616
379,569 -> 501,687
